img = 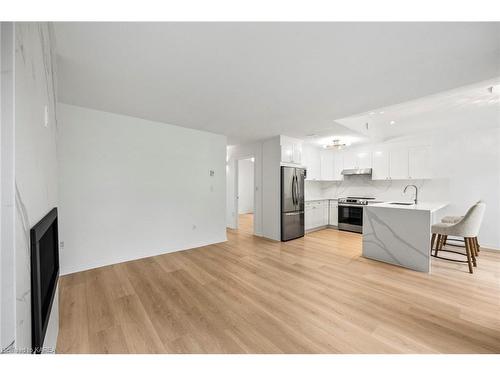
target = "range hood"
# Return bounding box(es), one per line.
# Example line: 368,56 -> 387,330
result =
341,168 -> 372,176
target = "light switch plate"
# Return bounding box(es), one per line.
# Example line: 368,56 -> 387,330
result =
44,105 -> 49,127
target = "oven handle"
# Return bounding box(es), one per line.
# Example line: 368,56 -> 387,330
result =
338,204 -> 365,208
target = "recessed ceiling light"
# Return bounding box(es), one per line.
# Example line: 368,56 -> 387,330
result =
390,120 -> 396,125
369,112 -> 376,115
379,111 -> 385,114
488,84 -> 500,94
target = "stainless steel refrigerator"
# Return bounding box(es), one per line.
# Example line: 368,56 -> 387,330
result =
281,166 -> 305,241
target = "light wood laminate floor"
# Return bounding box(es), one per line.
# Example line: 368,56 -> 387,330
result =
57,225 -> 500,353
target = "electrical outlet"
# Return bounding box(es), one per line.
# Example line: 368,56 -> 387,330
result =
209,170 -> 215,177
59,241 -> 64,249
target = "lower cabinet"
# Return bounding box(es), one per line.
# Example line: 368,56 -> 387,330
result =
305,200 -> 335,231
305,200 -> 328,231
329,200 -> 338,226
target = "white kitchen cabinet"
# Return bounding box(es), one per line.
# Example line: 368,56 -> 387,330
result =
343,151 -> 357,170
318,200 -> 329,227
280,136 -> 302,165
305,203 -> 313,230
333,153 -> 344,181
371,145 -> 431,181
319,150 -> 343,181
389,148 -> 409,180
320,150 -> 335,180
305,200 -> 328,231
343,150 -> 372,170
409,146 -> 431,179
372,149 -> 390,180
329,200 -> 338,226
356,150 -> 372,169
302,144 -> 321,181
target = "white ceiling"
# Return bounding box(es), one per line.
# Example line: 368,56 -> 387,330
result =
335,80 -> 500,143
54,22 -> 500,145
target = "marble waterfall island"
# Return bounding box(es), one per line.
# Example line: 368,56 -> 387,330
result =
363,202 -> 448,273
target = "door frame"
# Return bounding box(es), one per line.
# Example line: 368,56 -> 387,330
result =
234,155 -> 256,233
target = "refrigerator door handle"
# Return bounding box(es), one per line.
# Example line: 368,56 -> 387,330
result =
294,174 -> 300,208
291,175 -> 297,205
296,173 -> 301,206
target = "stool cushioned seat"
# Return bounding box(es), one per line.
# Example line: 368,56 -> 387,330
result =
441,215 -> 463,224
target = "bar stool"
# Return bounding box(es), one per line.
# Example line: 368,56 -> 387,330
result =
431,201 -> 486,273
437,201 -> 483,255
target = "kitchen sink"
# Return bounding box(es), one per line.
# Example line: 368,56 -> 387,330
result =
389,202 -> 414,206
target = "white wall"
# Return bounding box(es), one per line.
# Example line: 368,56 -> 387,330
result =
57,103 -> 227,275
14,23 -> 59,352
237,158 -> 254,214
262,137 -> 282,241
306,127 -> 500,249
1,22 -> 16,353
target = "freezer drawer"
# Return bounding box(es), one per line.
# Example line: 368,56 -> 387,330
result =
281,211 -> 305,241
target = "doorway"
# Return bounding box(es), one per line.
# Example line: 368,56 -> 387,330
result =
237,157 -> 255,234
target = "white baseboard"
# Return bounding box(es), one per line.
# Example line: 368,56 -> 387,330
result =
60,235 -> 228,276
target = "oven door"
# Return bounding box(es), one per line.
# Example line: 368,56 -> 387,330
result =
338,204 -> 363,233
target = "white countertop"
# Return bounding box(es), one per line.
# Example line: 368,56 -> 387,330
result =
368,201 -> 448,213
305,197 -> 338,202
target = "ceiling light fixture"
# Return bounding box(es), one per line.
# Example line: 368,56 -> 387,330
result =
323,139 -> 349,150
390,120 -> 396,125
379,111 -> 385,114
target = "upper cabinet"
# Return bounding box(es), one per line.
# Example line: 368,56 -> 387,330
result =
372,148 -> 390,180
303,147 -> 344,181
302,144 -> 321,180
408,146 -> 432,179
372,144 -> 432,180
320,150 -> 344,181
320,150 -> 334,180
332,152 -> 344,181
280,136 -> 302,165
343,149 -> 372,170
284,137 -> 432,182
389,148 -> 409,180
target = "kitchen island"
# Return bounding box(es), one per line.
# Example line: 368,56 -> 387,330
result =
362,202 -> 448,272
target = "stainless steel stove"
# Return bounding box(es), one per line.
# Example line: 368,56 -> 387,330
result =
337,197 -> 375,233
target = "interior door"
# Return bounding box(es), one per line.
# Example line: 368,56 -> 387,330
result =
281,166 -> 296,213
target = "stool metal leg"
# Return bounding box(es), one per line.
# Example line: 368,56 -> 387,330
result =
431,233 -> 436,256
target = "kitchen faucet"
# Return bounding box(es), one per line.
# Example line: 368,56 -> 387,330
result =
404,184 -> 418,205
